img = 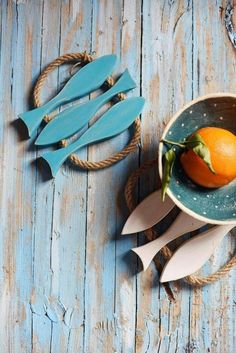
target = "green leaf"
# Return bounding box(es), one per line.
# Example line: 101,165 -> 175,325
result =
186,134 -> 215,173
162,148 -> 176,201
161,138 -> 186,148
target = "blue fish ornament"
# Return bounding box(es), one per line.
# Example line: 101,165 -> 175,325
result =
19,55 -> 118,137
41,97 -> 145,177
35,69 -> 136,145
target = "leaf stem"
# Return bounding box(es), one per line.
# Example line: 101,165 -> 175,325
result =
161,139 -> 186,148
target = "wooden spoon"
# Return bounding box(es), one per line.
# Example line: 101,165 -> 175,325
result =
132,212 -> 206,271
160,224 -> 235,282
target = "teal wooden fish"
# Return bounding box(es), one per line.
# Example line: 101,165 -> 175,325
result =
41,97 -> 145,177
35,69 -> 136,146
19,55 -> 118,137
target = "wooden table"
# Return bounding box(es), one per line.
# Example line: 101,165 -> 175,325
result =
1,1 -> 236,352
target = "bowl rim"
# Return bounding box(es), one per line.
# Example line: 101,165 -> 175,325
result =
158,92 -> 236,225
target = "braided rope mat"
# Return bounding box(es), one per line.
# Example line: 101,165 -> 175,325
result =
124,158 -> 236,288
33,52 -> 141,170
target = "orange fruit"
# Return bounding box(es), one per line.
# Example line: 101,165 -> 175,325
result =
180,127 -> 236,188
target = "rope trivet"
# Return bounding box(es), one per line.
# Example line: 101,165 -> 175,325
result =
33,52 -> 141,170
124,158 -> 236,287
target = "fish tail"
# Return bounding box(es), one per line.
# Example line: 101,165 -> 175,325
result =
41,147 -> 69,177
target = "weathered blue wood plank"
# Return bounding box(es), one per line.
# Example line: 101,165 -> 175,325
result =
0,1 -> 42,352
50,1 -> 93,352
83,1 -> 125,352
137,1 -> 195,352
190,2 -> 236,352
31,0 -> 61,351
114,1 -> 142,352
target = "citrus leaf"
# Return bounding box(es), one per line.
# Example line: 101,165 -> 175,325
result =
184,133 -> 205,148
186,134 -> 215,173
162,148 -> 176,201
161,138 -> 186,148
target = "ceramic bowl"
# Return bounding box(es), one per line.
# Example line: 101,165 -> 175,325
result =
158,93 -> 236,225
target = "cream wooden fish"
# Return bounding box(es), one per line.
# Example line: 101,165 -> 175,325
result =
132,211 -> 206,271
121,189 -> 175,235
160,224 -> 235,282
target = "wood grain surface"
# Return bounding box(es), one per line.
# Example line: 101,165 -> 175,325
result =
0,1 -> 235,352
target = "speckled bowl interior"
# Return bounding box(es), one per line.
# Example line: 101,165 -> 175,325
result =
158,93 -> 236,225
